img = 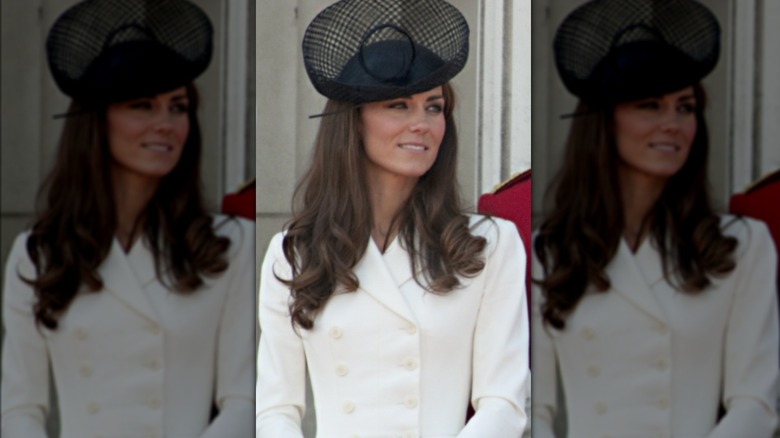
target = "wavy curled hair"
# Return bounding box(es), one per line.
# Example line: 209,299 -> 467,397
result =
534,83 -> 737,330
24,84 -> 230,329
281,83 -> 487,330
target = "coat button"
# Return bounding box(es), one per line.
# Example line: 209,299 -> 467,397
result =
657,398 -> 669,410
655,358 -> 668,371
586,364 -> 600,378
329,326 -> 343,339
404,395 -> 418,409
335,363 -> 349,377
148,396 -> 162,410
80,364 -> 93,377
147,359 -> 161,371
147,323 -> 161,335
580,327 -> 595,340
405,324 -> 417,335
87,401 -> 100,415
654,323 -> 669,335
75,327 -> 87,340
403,357 -> 418,371
342,400 -> 356,414
594,401 -> 607,415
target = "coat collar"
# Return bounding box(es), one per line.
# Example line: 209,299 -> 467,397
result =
352,238 -> 416,323
98,238 -> 160,323
605,238 -> 667,324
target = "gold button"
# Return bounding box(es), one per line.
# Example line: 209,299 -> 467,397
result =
404,395 -> 418,409
580,327 -> 595,340
654,323 -> 669,335
148,359 -> 160,370
148,324 -> 161,335
80,364 -> 93,377
335,363 -> 349,377
403,357 -> 418,371
329,326 -> 343,339
87,401 -> 100,415
405,324 -> 417,335
657,398 -> 669,410
148,396 -> 161,409
342,400 -> 356,414
587,364 -> 600,378
656,358 -> 668,371
595,401 -> 607,415
75,327 -> 87,340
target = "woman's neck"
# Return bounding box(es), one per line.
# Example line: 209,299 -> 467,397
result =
619,169 -> 667,252
112,170 -> 160,251
366,173 -> 417,253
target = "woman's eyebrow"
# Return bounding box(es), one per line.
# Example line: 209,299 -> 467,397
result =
426,95 -> 444,101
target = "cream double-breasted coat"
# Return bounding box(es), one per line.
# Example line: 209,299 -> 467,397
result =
1,216 -> 256,438
532,217 -> 779,438
256,217 -> 529,438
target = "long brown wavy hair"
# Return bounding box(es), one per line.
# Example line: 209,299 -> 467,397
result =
535,83 -> 737,329
281,83 -> 487,329
24,84 -> 230,329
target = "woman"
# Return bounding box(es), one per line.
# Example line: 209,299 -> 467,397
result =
255,0 -> 528,437
532,1 -> 779,437
1,1 -> 255,437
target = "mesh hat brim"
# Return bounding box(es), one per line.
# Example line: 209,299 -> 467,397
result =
554,0 -> 720,105
47,0 -> 213,104
302,0 -> 469,104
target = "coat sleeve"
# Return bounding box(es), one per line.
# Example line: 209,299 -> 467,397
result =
255,233 -> 306,437
458,219 -> 529,438
200,220 -> 256,438
708,219 -> 779,438
530,238 -> 560,438
1,233 -> 51,438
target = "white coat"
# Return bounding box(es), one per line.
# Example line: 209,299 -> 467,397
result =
256,216 -> 529,438
1,216 -> 256,438
532,217 -> 779,438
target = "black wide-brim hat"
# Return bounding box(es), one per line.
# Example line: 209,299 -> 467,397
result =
302,0 -> 469,104
47,0 -> 213,105
554,0 -> 720,106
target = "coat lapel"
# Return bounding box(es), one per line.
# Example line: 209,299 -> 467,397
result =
606,239 -> 667,323
353,239 -> 416,323
634,238 -> 667,289
99,239 -> 160,323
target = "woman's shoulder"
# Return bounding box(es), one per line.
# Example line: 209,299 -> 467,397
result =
720,213 -> 770,237
467,213 -> 522,253
3,231 -> 36,287
211,214 -> 255,256
719,214 -> 774,256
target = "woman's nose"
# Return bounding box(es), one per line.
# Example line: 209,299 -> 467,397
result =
408,108 -> 431,132
153,109 -> 175,132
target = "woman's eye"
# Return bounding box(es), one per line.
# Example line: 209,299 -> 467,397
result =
678,103 -> 696,114
171,103 -> 190,114
427,104 -> 444,113
388,102 -> 408,109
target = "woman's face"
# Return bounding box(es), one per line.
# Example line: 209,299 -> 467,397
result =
613,86 -> 697,182
106,86 -> 190,182
359,86 -> 446,184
